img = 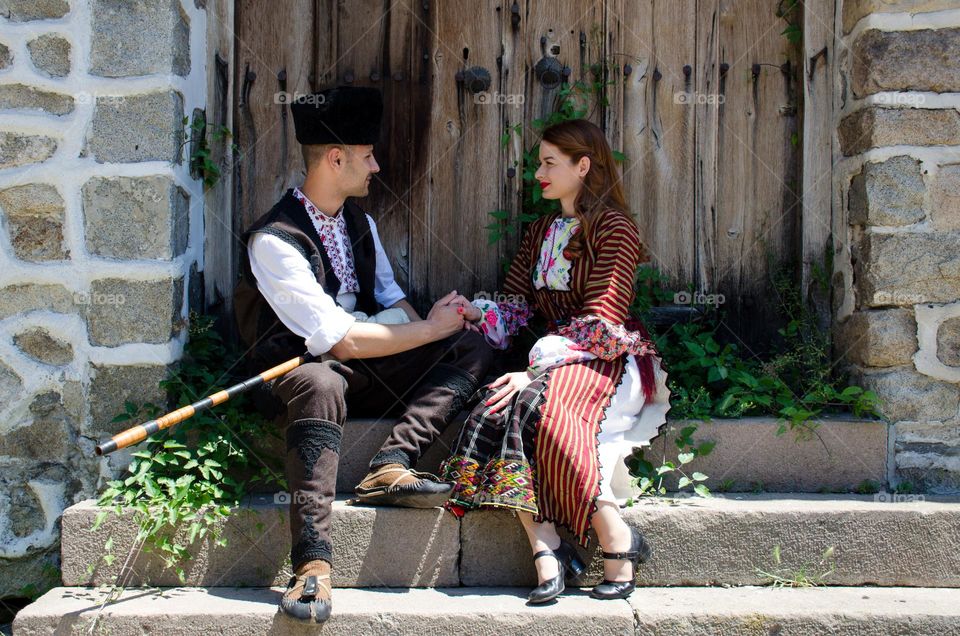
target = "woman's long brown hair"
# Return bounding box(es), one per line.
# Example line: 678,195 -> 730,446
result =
540,119 -> 636,259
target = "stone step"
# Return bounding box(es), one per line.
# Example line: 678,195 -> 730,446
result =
330,415 -> 887,493
61,493 -> 960,589
14,585 -> 960,635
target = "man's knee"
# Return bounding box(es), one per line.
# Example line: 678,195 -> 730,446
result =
444,330 -> 494,377
275,362 -> 349,423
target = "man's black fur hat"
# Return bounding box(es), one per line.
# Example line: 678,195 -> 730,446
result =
290,86 -> 383,145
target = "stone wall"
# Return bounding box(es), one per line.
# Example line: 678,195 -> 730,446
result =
833,0 -> 960,493
0,0 -> 206,597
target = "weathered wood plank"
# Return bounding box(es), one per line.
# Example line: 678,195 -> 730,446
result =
332,0 -> 417,295
695,0 -> 721,302
801,0 -> 835,329
713,0 -> 800,346
498,0 -> 528,270
234,0 -> 315,233
407,0 -> 506,308
203,0 -> 236,321
618,0 -> 697,289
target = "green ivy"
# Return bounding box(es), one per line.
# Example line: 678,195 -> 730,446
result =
626,258 -> 882,499
93,312 -> 284,583
178,112 -> 239,189
632,264 -> 881,434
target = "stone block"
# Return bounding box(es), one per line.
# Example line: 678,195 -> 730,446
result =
0,83 -> 73,116
0,183 -> 67,262
0,360 -> 24,410
16,586 -> 639,635
0,391 -> 73,460
835,308 -> 918,367
461,494 -> 960,588
0,0 -> 69,22
631,587 -> 960,636
839,107 -> 960,156
0,283 -> 74,318
26,34 -> 70,77
894,422 -> 960,494
84,276 -> 184,346
855,231 -> 960,306
87,362 -> 170,436
61,498 -> 461,588
843,0 -> 960,34
938,316 -> 960,367
82,175 -> 188,259
13,327 -> 73,366
85,91 -> 183,163
90,0 -> 189,77
0,43 -> 12,70
852,28 -> 960,97
930,163 -> 960,232
848,155 -> 925,227
853,366 -> 960,423
0,131 -> 57,169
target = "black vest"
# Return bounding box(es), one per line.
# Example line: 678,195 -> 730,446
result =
233,189 -> 379,369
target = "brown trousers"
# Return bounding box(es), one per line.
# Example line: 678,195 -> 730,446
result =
266,329 -> 493,569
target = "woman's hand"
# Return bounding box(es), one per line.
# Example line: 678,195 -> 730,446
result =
449,294 -> 483,322
484,371 -> 533,414
448,294 -> 483,332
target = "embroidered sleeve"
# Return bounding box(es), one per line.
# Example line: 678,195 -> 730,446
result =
471,297 -> 533,350
527,334 -> 597,376
556,314 -> 658,361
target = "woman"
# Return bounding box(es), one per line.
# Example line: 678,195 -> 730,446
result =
441,119 -> 672,603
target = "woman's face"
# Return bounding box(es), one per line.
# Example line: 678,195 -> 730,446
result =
534,140 -> 589,203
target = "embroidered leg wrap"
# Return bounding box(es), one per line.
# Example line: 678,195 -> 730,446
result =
285,418 -> 341,569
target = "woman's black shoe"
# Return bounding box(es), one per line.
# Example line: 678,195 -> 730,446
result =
527,540 -> 587,604
590,527 -> 652,600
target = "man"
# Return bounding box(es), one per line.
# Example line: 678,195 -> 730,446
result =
232,86 -> 493,624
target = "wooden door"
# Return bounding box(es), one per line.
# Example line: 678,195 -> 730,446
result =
223,0 -> 804,346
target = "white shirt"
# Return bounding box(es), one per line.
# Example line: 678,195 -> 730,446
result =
248,202 -> 406,356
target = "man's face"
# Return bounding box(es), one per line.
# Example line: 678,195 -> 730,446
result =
342,145 -> 380,197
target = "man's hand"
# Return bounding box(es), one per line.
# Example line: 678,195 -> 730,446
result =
426,291 -> 465,338
449,294 -> 483,322
484,371 -> 533,414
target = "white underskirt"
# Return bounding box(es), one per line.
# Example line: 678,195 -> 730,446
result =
595,354 -> 671,504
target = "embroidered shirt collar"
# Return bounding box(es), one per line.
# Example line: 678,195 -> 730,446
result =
293,187 -> 344,225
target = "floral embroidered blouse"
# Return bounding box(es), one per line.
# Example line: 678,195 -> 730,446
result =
471,211 -> 656,376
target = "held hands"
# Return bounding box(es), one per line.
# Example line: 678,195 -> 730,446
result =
426,290 -> 466,337
449,295 -> 483,322
449,293 -> 483,333
427,290 -> 484,336
484,370 -> 533,414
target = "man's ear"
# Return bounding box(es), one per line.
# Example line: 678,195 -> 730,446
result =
327,146 -> 342,169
